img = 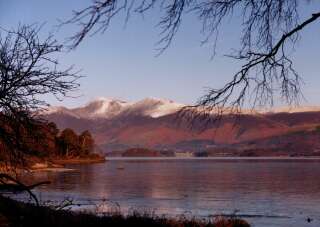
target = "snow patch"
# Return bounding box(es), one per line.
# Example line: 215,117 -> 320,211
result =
43,97 -> 184,119
43,98 -> 320,119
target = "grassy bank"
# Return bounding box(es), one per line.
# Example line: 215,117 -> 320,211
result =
0,154 -> 106,173
0,195 -> 250,227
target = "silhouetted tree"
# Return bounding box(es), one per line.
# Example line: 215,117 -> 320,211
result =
63,0 -> 320,112
43,122 -> 59,156
0,24 -> 80,166
58,128 -> 79,157
47,122 -> 60,137
79,130 -> 95,155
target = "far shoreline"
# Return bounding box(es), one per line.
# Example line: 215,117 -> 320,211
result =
24,155 -> 320,172
52,157 -> 106,165
105,156 -> 320,161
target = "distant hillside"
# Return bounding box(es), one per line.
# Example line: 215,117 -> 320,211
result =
121,148 -> 161,157
42,98 -> 320,156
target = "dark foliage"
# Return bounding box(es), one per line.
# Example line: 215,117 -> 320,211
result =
0,24 -> 80,167
0,195 -> 250,227
0,120 -> 96,166
57,128 -> 95,157
79,130 -> 95,156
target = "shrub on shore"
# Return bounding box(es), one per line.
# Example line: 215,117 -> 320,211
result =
0,195 -> 250,227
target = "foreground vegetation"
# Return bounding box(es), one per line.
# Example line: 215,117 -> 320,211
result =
0,195 -> 250,227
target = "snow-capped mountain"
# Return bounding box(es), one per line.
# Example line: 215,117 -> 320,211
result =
119,98 -> 185,118
43,97 -> 185,119
44,97 -> 320,120
43,98 -> 320,155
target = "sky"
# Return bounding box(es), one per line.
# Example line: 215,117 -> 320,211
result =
1,0 -> 320,108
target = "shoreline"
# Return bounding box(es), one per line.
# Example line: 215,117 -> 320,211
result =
0,195 -> 250,227
0,156 -> 106,173
105,156 -> 320,160
52,157 -> 106,165
4,155 -> 320,173
29,157 -> 106,172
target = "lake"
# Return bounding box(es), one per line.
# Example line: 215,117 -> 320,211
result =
21,158 -> 320,227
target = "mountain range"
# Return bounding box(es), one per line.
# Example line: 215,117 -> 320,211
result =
42,98 -> 320,156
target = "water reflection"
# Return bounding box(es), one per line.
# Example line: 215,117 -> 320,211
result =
24,159 -> 320,227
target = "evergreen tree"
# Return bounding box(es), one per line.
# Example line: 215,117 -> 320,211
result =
79,130 -> 94,155
58,128 -> 79,157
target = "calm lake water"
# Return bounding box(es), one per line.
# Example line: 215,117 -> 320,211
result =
21,158 -> 320,227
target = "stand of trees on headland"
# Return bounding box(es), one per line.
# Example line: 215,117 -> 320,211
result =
0,118 -> 96,163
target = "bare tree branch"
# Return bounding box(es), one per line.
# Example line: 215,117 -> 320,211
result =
0,24 -> 81,167
0,173 -> 50,206
62,0 -> 319,113
198,11 -> 320,112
